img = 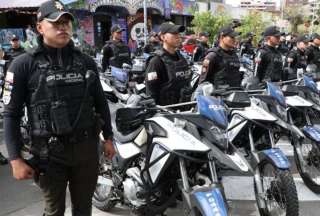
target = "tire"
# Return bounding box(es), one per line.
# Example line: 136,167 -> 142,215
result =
294,139 -> 320,194
254,160 -> 299,216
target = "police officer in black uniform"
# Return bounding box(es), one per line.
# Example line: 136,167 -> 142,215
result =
3,35 -> 25,72
3,1 -> 114,215
101,25 -> 131,71
193,32 -> 210,62
284,35 -> 309,80
240,32 -> 255,57
255,26 -> 283,82
144,32 -> 161,54
306,33 -> 320,76
145,22 -> 192,106
201,26 -> 241,88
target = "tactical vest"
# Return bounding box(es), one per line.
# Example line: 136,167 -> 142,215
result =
261,46 -> 283,81
308,45 -> 320,69
106,40 -> 131,68
207,48 -> 241,87
28,52 -> 96,138
156,50 -> 191,105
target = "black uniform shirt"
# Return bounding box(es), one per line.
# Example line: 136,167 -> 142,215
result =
145,48 -> 179,104
3,38 -> 113,161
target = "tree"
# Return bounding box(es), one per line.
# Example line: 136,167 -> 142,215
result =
191,11 -> 232,44
237,11 -> 270,46
283,5 -> 308,34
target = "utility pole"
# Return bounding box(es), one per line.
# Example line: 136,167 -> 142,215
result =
280,0 -> 286,32
144,0 -> 148,45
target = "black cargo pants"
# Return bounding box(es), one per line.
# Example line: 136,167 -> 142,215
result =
36,134 -> 99,216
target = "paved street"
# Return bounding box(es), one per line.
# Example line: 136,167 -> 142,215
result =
1,121 -> 320,215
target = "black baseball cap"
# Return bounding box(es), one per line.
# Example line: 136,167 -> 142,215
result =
37,0 -> 74,22
159,22 -> 185,34
11,35 -> 19,41
111,25 -> 125,33
263,26 -> 281,37
199,32 -> 209,37
246,32 -> 255,37
219,26 -> 241,38
296,35 -> 309,43
311,33 -> 320,41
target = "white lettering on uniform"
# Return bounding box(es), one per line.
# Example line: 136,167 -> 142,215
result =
46,73 -> 83,83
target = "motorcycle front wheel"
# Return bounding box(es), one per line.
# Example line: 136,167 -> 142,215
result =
294,138 -> 320,194
254,160 -> 299,216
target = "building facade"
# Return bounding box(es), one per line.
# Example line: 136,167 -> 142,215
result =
240,0 -> 277,12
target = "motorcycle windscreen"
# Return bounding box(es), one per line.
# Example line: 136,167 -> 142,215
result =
304,75 -> 319,94
111,66 -> 128,83
267,82 -> 286,107
197,95 -> 228,129
192,188 -> 228,216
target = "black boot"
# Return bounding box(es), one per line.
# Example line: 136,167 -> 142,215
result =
0,152 -> 8,165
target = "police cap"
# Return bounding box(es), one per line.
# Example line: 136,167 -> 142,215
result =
37,0 -> 74,22
159,22 -> 185,34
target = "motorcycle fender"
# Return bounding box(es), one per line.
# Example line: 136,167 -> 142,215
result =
259,148 -> 290,169
302,126 -> 320,143
190,186 -> 228,216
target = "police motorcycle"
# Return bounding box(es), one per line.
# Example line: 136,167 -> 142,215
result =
224,82 -> 300,216
93,95 -> 231,216
240,54 -> 255,88
279,75 -> 320,193
99,62 -> 146,104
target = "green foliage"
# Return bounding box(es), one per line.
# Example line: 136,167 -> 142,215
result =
284,5 -> 308,33
191,11 -> 232,44
237,11 -> 270,46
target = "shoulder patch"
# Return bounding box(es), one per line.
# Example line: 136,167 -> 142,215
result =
5,71 -> 14,83
147,72 -> 158,81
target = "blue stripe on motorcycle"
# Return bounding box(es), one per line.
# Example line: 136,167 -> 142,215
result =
263,148 -> 290,169
194,188 -> 228,216
303,126 -> 320,143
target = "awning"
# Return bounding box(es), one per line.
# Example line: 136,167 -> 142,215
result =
0,0 -> 52,9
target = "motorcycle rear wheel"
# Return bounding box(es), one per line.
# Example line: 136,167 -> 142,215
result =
254,160 -> 299,216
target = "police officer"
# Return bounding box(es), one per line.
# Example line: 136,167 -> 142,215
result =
145,22 -> 192,106
240,32 -> 255,57
3,35 -> 25,72
193,32 -> 210,62
278,33 -> 290,55
255,26 -> 283,82
144,32 -> 161,54
284,35 -> 309,80
201,26 -> 241,88
101,24 -> 131,71
306,33 -> 320,76
3,1 -> 114,215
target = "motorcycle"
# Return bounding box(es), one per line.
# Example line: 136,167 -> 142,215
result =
281,75 -> 320,193
93,96 -> 230,215
225,82 -> 299,216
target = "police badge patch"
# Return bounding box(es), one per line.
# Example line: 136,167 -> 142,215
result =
3,71 -> 14,105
